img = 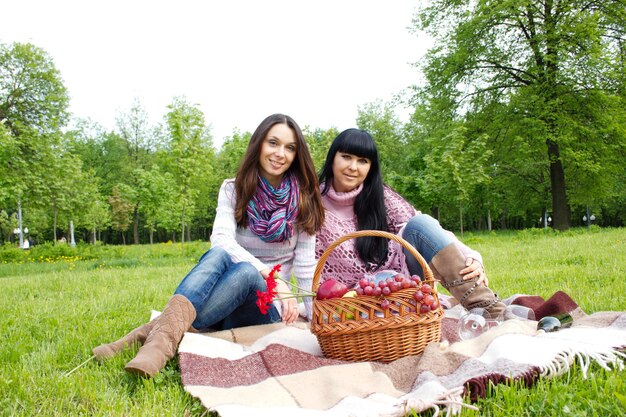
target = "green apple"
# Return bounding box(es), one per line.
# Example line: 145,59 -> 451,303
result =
339,290 -> 358,319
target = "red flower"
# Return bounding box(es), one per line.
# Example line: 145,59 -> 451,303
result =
256,264 -> 281,314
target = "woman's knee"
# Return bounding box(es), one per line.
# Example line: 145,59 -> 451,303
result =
231,262 -> 264,289
198,246 -> 230,264
403,214 -> 453,261
405,214 -> 441,234
175,247 -> 231,295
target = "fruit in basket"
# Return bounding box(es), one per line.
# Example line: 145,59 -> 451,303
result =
420,283 -> 433,294
339,290 -> 357,319
351,271 -> 439,316
422,294 -> 435,307
414,283 -> 439,313
316,278 -> 349,300
357,271 -> 425,297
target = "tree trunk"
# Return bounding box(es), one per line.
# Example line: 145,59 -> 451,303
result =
431,206 -> 439,221
181,204 -> 186,245
70,220 -> 76,247
546,139 -> 571,230
459,201 -> 464,237
542,6 -> 571,231
133,205 -> 140,244
487,209 -> 492,231
17,195 -> 24,249
52,199 -> 58,242
149,228 -> 154,244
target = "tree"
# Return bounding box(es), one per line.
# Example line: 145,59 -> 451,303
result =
0,209 -> 16,243
303,126 -> 338,171
108,186 -> 134,244
0,42 -> 70,242
135,165 -> 179,244
414,0 -> 626,230
356,100 -> 406,182
0,42 -> 69,135
163,96 -> 214,244
0,121 -> 17,207
420,126 -> 492,234
45,151 -> 80,242
115,99 -> 157,243
215,129 -> 250,178
80,193 -> 111,244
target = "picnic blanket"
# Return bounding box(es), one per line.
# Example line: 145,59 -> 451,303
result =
177,292 -> 626,417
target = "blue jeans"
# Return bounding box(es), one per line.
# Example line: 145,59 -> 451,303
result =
401,214 -> 455,278
174,247 -> 281,331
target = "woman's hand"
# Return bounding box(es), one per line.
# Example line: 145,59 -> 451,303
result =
276,280 -> 299,324
261,268 -> 298,323
459,257 -> 489,286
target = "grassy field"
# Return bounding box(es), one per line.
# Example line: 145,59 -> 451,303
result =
1,228 -> 625,416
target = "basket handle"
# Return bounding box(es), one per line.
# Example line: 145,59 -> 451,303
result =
312,230 -> 434,291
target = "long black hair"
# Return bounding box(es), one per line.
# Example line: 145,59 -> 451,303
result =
318,128 -> 389,269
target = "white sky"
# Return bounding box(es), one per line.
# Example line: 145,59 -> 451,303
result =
1,0 -> 430,148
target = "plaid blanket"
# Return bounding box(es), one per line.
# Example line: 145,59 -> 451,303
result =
177,292 -> 626,417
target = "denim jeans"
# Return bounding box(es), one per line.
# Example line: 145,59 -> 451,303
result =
174,247 -> 281,331
401,214 -> 455,278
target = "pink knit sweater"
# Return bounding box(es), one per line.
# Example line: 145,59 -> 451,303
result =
315,183 -> 481,289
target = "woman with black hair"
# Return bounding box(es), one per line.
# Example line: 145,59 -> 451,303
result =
316,128 -> 506,320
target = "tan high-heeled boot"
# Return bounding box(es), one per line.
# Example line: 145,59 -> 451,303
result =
429,243 -> 506,319
124,294 -> 196,378
92,320 -> 156,360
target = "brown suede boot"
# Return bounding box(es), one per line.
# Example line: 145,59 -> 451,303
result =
124,294 -> 196,378
429,243 -> 506,319
92,320 -> 156,360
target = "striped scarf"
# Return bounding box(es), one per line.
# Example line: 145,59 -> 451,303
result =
247,172 -> 299,243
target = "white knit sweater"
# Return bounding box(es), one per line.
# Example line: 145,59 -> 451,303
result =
210,179 -> 316,316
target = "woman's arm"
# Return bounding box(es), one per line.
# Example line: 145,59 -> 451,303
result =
292,230 -> 316,321
384,186 -> 420,233
209,180 -> 267,272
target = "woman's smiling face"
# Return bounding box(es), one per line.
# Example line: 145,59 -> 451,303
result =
331,152 -> 371,192
258,123 -> 297,187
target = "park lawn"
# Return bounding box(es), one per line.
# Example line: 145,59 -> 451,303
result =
1,229 -> 625,417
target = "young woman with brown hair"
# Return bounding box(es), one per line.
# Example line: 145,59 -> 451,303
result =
93,113 -> 324,377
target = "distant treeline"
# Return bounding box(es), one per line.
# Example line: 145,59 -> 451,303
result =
2,2 -> 625,244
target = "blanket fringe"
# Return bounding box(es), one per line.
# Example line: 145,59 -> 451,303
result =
386,387 -> 479,417
541,348 -> 626,379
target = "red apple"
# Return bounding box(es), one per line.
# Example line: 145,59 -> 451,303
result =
316,278 -> 349,300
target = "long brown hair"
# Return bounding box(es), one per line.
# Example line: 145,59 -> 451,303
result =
234,113 -> 324,235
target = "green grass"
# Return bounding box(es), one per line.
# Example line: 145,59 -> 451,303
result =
1,230 -> 625,417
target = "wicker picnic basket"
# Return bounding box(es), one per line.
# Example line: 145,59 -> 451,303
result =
310,230 -> 443,362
